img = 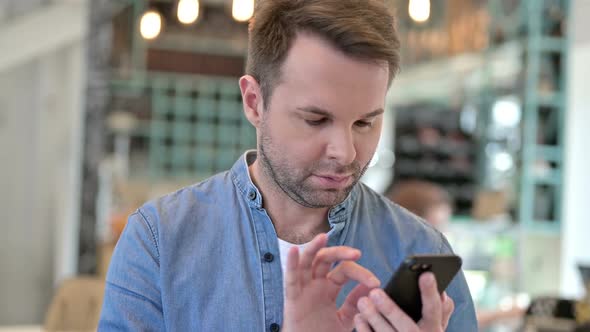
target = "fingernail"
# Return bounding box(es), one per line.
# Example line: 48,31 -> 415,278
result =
370,277 -> 381,287
424,273 -> 435,286
348,249 -> 360,257
370,289 -> 383,304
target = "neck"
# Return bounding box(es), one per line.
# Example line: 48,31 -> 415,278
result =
248,161 -> 331,244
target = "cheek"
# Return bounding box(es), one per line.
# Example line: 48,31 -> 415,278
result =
265,122 -> 323,163
267,117 -> 326,158
290,142 -> 325,166
355,128 -> 382,163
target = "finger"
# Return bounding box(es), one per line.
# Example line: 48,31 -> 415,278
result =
338,283 -> 372,325
367,288 -> 417,331
312,246 -> 361,279
298,233 -> 328,284
357,296 -> 396,332
326,261 -> 380,288
284,246 -> 300,300
418,272 -> 443,330
354,313 -> 373,332
441,292 -> 455,330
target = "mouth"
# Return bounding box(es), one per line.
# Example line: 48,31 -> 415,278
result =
312,174 -> 354,188
316,174 -> 352,181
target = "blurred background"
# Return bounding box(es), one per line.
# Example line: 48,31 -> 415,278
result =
1,0 -> 589,331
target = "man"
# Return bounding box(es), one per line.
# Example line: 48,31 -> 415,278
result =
99,0 -> 477,331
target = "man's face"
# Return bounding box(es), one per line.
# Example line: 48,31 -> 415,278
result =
257,33 -> 389,208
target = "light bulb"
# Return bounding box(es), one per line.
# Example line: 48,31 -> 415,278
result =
409,0 -> 430,23
493,152 -> 514,172
492,97 -> 521,128
140,10 -> 162,40
232,0 -> 255,22
177,0 -> 199,25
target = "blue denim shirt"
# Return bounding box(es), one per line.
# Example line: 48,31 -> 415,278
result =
99,151 -> 477,331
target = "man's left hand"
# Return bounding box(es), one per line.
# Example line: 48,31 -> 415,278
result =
354,272 -> 455,332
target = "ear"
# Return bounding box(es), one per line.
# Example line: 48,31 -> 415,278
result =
239,75 -> 264,128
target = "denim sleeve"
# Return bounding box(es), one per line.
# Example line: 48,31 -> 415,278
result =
98,210 -> 165,331
438,235 -> 478,332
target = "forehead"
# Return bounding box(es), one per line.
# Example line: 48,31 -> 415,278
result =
274,32 -> 389,115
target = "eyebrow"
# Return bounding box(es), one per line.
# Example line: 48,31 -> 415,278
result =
296,106 -> 384,119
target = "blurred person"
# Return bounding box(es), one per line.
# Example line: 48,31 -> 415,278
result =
386,180 -> 453,231
387,180 -> 525,330
99,1 -> 477,331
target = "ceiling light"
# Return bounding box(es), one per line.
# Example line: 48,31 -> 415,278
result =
409,0 -> 430,23
177,0 -> 199,25
140,10 -> 162,40
232,0 -> 255,23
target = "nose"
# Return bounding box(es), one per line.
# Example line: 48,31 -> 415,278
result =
325,127 -> 356,166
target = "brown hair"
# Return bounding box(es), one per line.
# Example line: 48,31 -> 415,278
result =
386,180 -> 452,218
246,0 -> 401,109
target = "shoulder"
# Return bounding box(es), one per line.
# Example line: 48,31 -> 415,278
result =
352,182 -> 450,253
136,170 -> 237,233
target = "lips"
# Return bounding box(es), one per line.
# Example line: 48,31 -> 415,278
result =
312,174 -> 354,188
315,174 -> 352,182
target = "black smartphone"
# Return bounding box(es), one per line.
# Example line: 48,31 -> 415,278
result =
383,254 -> 462,322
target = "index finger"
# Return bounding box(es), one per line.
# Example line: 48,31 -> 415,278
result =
326,261 -> 380,288
312,246 -> 361,279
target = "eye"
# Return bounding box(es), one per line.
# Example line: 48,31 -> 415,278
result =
305,118 -> 328,126
355,120 -> 373,128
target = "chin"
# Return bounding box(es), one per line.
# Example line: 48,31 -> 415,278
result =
306,191 -> 349,207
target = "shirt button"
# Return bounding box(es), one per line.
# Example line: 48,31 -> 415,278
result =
269,323 -> 280,332
248,190 -> 257,200
263,252 -> 274,262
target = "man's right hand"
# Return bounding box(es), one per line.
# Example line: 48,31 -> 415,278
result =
281,233 -> 381,332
